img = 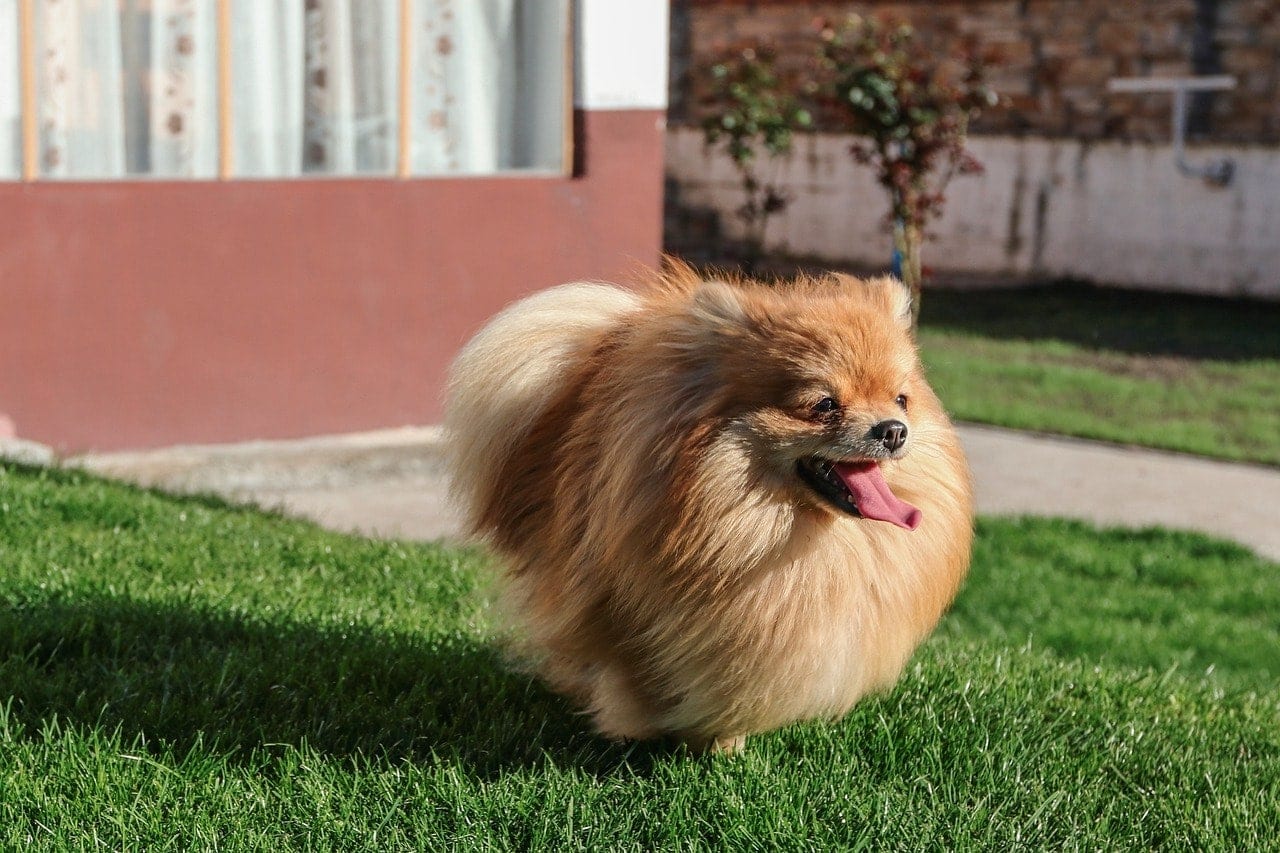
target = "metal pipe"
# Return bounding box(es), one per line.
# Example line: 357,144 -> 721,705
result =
1172,85 -> 1233,185
1107,76 -> 1236,186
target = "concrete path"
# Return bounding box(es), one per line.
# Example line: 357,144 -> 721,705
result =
26,424 -> 1280,562
959,425 -> 1280,560
67,428 -> 461,544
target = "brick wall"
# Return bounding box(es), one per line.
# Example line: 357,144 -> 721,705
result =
669,0 -> 1280,144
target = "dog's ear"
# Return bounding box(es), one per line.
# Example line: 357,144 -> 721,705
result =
885,277 -> 914,331
689,281 -> 749,332
868,275 -> 914,332
829,273 -> 914,331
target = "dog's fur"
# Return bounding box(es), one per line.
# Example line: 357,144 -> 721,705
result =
445,264 -> 973,751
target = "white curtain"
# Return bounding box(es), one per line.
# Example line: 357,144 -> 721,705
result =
232,1 -> 304,177
7,0 -> 566,180
0,0 -> 19,177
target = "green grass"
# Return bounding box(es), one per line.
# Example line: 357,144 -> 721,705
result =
2,463 -> 1278,849
916,284 -> 1280,466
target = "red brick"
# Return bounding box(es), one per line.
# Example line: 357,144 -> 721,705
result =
672,0 -> 1280,143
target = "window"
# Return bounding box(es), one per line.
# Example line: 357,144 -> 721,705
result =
0,0 -> 570,180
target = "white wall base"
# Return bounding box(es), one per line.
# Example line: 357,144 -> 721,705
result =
667,128 -> 1280,299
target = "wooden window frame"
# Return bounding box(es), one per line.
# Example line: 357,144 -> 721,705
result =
18,0 -> 36,181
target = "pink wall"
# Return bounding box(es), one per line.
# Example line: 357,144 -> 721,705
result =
0,109 -> 665,452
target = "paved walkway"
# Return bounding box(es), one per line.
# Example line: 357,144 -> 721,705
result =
19,424 -> 1280,561
959,425 -> 1280,559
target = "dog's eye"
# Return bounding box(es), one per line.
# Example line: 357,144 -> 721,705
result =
895,393 -> 909,411
812,397 -> 839,415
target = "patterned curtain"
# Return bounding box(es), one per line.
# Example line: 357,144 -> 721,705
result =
145,0 -> 218,176
302,0 -> 397,175
412,0 -> 566,174
35,0 -> 125,177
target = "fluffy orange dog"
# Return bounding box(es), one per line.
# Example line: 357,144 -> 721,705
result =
445,264 -> 973,753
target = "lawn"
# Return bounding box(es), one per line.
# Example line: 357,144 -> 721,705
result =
1,463 -> 1277,849
916,283 -> 1280,467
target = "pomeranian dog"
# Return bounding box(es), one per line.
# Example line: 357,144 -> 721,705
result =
445,263 -> 973,753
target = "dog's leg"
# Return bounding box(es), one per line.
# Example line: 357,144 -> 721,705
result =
588,665 -> 660,742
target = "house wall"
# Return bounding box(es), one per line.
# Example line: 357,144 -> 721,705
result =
666,0 -> 1280,296
1,1 -> 670,452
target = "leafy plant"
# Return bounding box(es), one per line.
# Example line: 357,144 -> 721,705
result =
697,41 -> 812,273
816,14 -> 999,327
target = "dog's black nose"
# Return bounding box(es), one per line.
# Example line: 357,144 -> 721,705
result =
873,419 -> 908,452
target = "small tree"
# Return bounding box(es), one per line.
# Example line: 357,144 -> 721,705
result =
817,15 -> 998,327
696,41 -> 812,274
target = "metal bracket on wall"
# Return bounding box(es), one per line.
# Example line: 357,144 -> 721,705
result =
1107,75 -> 1238,186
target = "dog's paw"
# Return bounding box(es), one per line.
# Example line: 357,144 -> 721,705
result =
683,733 -> 747,756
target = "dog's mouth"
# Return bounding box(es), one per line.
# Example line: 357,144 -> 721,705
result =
795,457 -> 922,530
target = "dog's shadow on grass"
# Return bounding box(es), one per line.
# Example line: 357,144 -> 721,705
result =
0,595 -> 674,779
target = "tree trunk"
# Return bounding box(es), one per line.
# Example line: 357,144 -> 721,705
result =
893,219 -> 924,330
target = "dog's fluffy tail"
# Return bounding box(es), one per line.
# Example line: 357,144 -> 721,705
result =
444,282 -> 641,536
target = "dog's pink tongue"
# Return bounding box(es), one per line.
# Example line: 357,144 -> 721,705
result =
833,462 -> 922,530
